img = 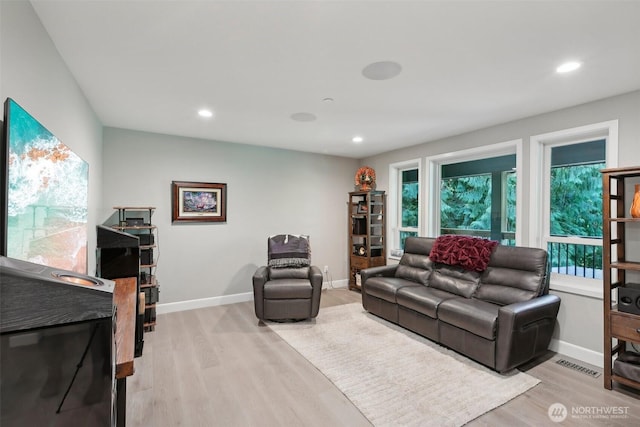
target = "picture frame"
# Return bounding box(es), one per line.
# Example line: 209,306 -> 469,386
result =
357,201 -> 368,214
171,181 -> 227,223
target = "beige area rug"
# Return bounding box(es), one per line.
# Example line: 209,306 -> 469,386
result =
268,303 -> 540,427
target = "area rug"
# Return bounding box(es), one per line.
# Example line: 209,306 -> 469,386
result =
268,303 -> 540,426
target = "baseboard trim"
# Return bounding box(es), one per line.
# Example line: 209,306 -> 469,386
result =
157,279 -> 350,314
549,338 -> 603,368
157,292 -> 254,314
324,279 -> 349,289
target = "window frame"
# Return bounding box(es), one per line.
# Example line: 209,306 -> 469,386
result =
530,120 -> 619,299
426,139 -> 523,243
388,159 -> 421,259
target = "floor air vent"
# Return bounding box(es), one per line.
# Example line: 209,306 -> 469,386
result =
556,359 -> 601,378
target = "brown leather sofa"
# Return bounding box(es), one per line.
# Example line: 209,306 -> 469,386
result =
361,237 -> 561,373
253,234 -> 322,321
253,266 -> 323,321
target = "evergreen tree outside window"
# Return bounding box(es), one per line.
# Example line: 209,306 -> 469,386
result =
399,168 -> 419,249
440,155 -> 516,245
547,139 -> 605,278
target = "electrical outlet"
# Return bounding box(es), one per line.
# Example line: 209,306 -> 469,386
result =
323,265 -> 329,273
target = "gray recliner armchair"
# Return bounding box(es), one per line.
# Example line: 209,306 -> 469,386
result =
252,234 -> 322,321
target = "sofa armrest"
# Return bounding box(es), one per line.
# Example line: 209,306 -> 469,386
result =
360,264 -> 398,285
360,265 -> 398,312
309,265 -> 323,285
252,266 -> 269,320
495,294 -> 561,372
309,266 -> 323,317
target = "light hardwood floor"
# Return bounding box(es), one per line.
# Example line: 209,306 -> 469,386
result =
127,288 -> 640,426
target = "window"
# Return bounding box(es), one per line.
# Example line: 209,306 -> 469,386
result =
427,139 -> 522,245
389,160 -> 420,255
440,155 -> 516,245
546,140 -> 605,279
400,168 -> 419,248
531,120 -> 618,297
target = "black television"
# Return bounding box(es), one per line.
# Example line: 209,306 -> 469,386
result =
0,256 -> 116,426
1,98 -> 89,273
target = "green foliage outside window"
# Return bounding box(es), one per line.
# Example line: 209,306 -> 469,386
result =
441,175 -> 492,231
505,172 -> 516,234
439,171 -> 516,237
549,163 -> 604,273
402,181 -> 419,227
550,164 -> 603,238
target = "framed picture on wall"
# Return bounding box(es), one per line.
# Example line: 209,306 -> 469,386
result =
171,181 -> 227,223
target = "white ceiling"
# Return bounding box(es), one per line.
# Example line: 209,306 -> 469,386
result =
31,1 -> 640,159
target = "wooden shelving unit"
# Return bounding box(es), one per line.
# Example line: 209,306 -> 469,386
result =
602,166 -> 640,391
348,191 -> 386,290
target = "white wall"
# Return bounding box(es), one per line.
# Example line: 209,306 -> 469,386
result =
102,128 -> 357,308
1,0 -> 104,272
360,90 -> 640,365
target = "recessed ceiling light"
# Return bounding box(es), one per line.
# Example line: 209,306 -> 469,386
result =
291,112 -> 317,122
198,109 -> 213,118
362,61 -> 402,80
556,61 -> 582,74
352,136 -> 364,143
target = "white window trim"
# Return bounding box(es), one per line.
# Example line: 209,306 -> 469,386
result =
388,159 -> 421,260
529,120 -> 619,299
426,139 -> 523,242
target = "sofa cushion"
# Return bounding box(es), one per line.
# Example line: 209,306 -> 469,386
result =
429,235 -> 498,272
364,276 -> 420,303
264,279 -> 312,299
269,267 -> 309,280
404,236 -> 435,255
394,253 -> 432,285
475,245 -> 549,305
438,298 -> 500,340
429,264 -> 481,298
396,286 -> 459,318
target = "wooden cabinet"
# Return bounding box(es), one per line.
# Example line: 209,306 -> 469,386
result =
601,166 -> 640,391
348,191 -> 386,290
113,206 -> 159,331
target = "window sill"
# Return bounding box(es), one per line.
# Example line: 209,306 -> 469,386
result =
549,275 -> 603,300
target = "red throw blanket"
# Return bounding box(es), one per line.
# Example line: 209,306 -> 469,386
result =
429,235 -> 498,272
